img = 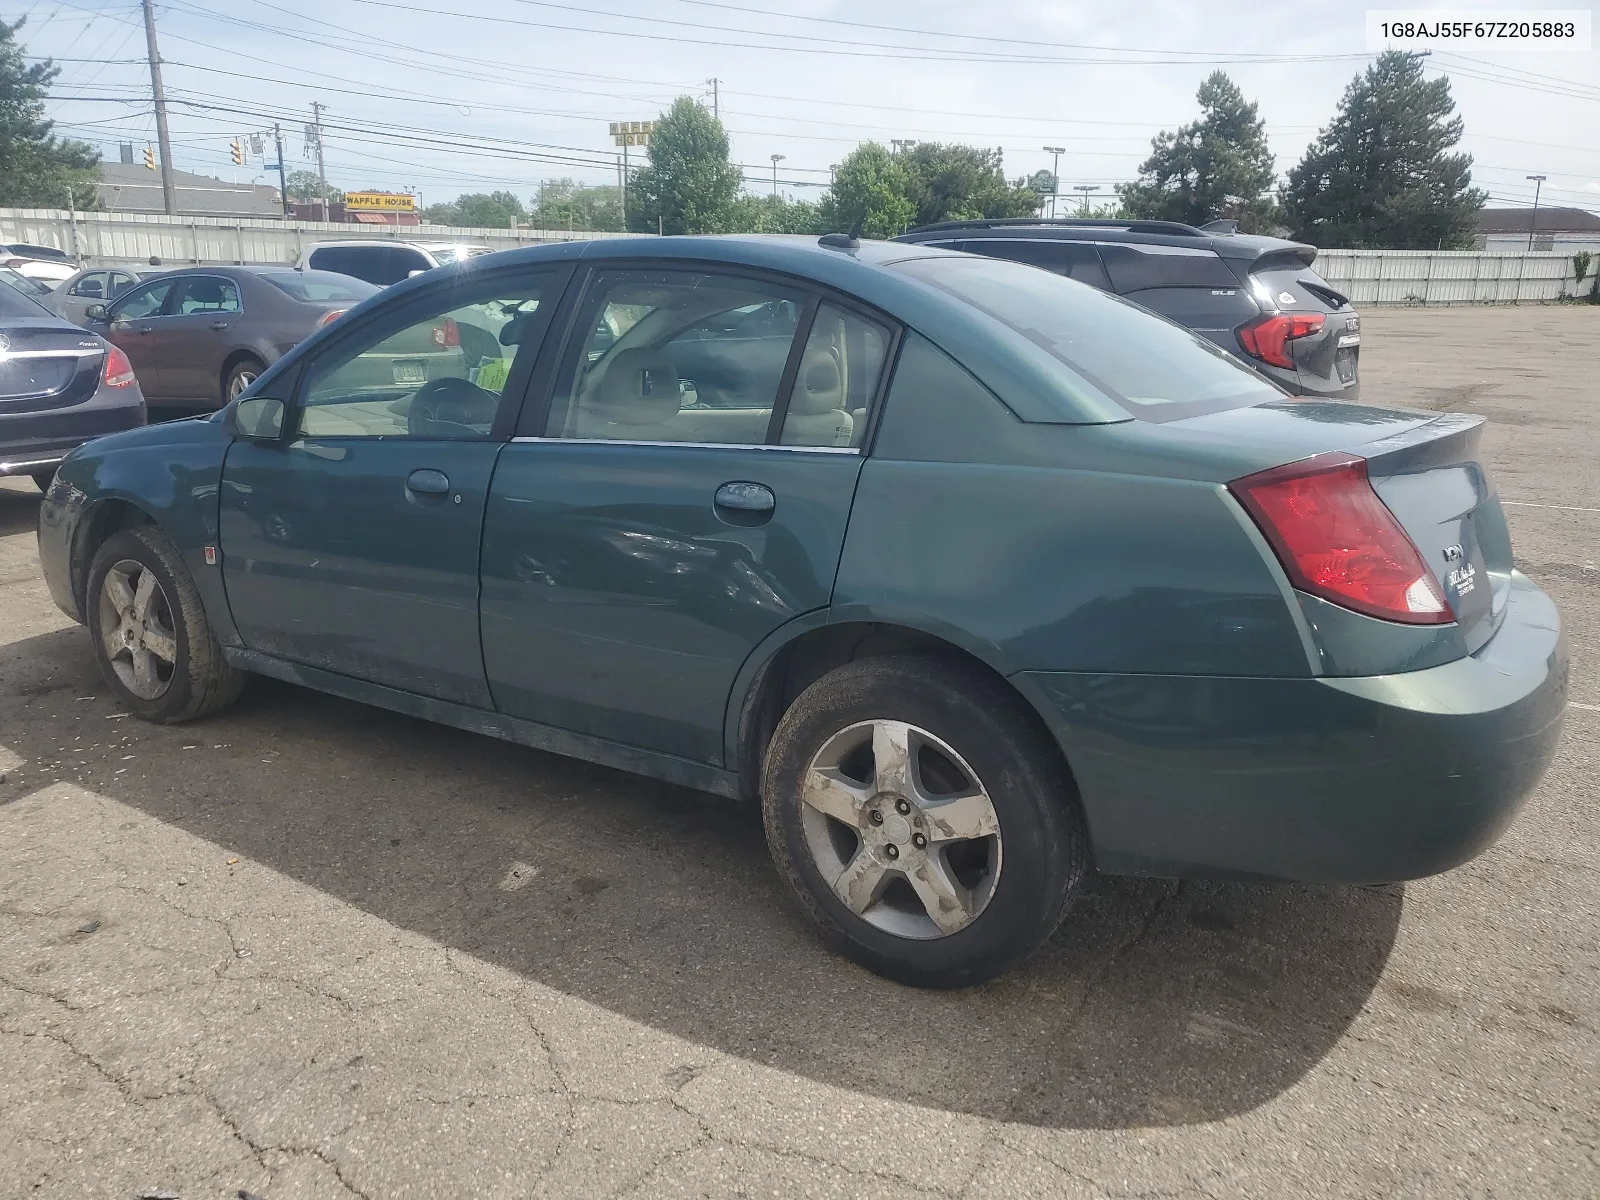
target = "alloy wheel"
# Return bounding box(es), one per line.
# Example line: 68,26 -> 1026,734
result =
228,367 -> 259,399
799,720 -> 1003,940
97,559 -> 178,700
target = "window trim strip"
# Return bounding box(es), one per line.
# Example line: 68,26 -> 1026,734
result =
507,436 -> 858,455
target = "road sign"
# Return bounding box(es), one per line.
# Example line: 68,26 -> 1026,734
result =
345,191 -> 416,213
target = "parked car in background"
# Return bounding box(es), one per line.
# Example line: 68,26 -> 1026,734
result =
52,266 -> 156,326
0,266 -> 59,303
83,266 -> 380,409
893,218 -> 1362,401
36,236 -> 1565,988
296,240 -> 492,287
0,243 -> 79,289
0,275 -> 145,491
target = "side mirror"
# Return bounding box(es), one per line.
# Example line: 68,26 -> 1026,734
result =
232,395 -> 287,441
84,303 -> 107,322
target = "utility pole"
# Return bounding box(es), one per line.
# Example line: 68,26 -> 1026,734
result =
310,102 -> 329,213
706,77 -> 719,120
1525,174 -> 1547,252
1043,146 -> 1065,219
770,154 -> 785,196
271,123 -> 289,218
140,0 -> 177,215
618,152 -> 626,230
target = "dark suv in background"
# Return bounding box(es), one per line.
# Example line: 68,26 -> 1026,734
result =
893,218 -> 1361,400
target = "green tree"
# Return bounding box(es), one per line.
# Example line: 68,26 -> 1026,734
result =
284,169 -> 342,204
898,142 -> 1039,227
817,143 -> 916,239
455,191 -> 525,227
727,193 -> 825,234
1282,51 -> 1485,249
531,178 -> 622,231
628,96 -> 743,234
1119,72 -> 1277,232
0,18 -> 101,209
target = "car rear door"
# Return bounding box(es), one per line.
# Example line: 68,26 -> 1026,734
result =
218,264 -> 571,706
479,264 -> 895,766
100,277 -> 178,399
160,275 -> 244,404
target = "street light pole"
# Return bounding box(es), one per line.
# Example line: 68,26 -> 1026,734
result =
1074,184 -> 1100,215
770,154 -> 785,196
1525,174 -> 1547,252
1043,146 -> 1065,219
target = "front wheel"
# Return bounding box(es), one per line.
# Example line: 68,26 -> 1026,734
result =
762,656 -> 1088,987
85,525 -> 244,722
223,356 -> 266,405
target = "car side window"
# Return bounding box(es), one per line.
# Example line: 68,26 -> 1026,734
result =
296,271 -> 558,440
174,277 -> 241,314
71,272 -> 107,298
109,279 -> 175,320
387,248 -> 432,283
544,269 -> 807,446
957,240 -> 1112,290
781,303 -> 891,448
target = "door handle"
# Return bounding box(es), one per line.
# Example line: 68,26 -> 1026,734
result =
209,320 -> 230,331
406,468 -> 451,496
714,481 -> 775,512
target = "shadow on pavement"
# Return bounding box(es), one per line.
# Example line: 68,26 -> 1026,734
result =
0,484 -> 42,538
0,625 -> 1401,1130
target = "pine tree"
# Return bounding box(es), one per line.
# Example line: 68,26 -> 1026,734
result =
1282,51 -> 1485,249
627,97 -> 743,235
1119,72 -> 1277,231
0,18 -> 101,208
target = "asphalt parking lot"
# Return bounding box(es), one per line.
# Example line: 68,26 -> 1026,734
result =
2,304 -> 1596,1199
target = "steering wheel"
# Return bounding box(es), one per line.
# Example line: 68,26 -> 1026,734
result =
407,376 -> 498,438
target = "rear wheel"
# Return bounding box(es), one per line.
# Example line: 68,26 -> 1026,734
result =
86,526 -> 244,722
223,356 -> 266,405
762,656 -> 1088,987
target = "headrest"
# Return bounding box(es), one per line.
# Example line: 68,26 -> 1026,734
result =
788,349 -> 845,415
587,348 -> 681,425
188,279 -> 224,304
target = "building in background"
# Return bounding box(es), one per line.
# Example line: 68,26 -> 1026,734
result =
97,163 -> 283,219
1476,206 -> 1600,253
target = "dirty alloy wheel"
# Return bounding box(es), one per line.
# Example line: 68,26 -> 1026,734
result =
224,357 -> 266,405
762,656 -> 1088,988
85,525 -> 244,723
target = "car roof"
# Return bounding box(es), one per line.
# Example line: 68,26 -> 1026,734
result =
894,219 -> 1317,266
303,240 -> 431,251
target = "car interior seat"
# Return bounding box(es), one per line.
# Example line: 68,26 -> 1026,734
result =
571,347 -> 683,439
780,349 -> 853,447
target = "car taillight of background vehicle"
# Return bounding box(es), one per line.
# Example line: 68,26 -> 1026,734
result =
431,316 -> 459,347
1238,312 -> 1325,369
318,308 -> 348,328
102,345 -> 137,389
1229,452 -> 1452,625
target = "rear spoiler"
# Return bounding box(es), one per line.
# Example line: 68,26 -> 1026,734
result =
1214,238 -> 1318,269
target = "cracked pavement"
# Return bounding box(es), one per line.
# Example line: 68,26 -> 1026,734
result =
2,305 -> 1597,1198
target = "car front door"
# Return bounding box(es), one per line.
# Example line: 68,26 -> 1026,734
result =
160,275 -> 243,404
101,278 -> 178,398
218,265 -> 569,706
480,265 -> 894,765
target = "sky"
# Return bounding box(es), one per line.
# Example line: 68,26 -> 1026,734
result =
14,0 -> 1600,218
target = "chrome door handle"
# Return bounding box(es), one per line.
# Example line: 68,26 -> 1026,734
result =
406,468 -> 450,496
209,320 -> 230,331
714,481 -> 774,512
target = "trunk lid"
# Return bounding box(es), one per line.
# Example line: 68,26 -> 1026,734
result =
0,321 -> 106,414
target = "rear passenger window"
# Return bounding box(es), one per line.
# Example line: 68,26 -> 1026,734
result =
957,240 -> 1111,290
1096,244 -> 1239,292
782,303 -> 890,448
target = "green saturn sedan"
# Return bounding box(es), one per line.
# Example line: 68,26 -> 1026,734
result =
36,235 -> 1568,987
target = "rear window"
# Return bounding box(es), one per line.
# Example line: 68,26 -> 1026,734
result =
891,255 -> 1283,420
261,271 -> 379,303
0,278 -> 52,317
1250,264 -> 1350,312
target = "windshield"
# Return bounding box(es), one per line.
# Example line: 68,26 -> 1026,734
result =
261,271 -> 379,303
891,255 -> 1283,420
0,269 -> 53,299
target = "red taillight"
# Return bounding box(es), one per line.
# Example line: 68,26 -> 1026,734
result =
1230,452 -> 1452,625
318,308 -> 348,328
431,316 -> 459,347
1238,312 -> 1325,369
102,345 -> 137,389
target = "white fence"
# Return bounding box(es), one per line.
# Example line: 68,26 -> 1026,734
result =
0,207 -> 634,268
1309,249 -> 1584,306
2,209 -> 1594,305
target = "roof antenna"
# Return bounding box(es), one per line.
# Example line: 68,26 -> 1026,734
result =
819,204 -> 866,252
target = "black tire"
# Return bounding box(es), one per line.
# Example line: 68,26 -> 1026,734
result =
762,655 -> 1088,988
85,525 -> 245,723
30,470 -> 55,493
222,356 -> 267,406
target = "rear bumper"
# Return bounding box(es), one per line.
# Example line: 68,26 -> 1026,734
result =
1019,572 -> 1567,883
1,398 -> 147,475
